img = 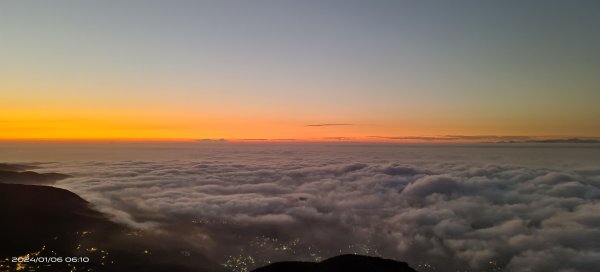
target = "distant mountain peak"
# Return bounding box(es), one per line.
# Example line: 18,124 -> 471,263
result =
252,254 -> 417,272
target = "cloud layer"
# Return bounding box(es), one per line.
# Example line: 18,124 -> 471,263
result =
40,143 -> 600,272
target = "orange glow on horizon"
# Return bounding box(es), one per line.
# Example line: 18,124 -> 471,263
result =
0,136 -> 579,144
2,105 -> 597,143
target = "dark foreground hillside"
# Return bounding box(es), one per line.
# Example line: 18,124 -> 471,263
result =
0,164 -> 223,272
0,183 -> 120,256
252,254 -> 418,272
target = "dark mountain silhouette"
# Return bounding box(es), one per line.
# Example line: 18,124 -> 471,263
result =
252,254 -> 418,272
0,163 -> 70,184
0,166 -> 223,272
0,170 -> 70,184
0,183 -> 119,272
0,163 -> 37,172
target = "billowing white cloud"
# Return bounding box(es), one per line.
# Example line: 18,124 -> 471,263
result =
38,144 -> 600,272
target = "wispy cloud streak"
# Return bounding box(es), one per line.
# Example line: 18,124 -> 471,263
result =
306,124 -> 353,127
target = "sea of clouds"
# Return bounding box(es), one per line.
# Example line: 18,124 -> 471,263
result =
15,143 -> 600,272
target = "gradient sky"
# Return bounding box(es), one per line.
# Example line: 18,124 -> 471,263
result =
1,1 -> 599,141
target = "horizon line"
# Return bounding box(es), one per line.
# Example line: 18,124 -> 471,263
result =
1,135 -> 599,144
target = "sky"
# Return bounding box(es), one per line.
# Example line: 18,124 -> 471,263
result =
1,1 -> 599,141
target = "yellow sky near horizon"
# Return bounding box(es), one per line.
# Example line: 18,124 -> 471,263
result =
2,102 -> 598,142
